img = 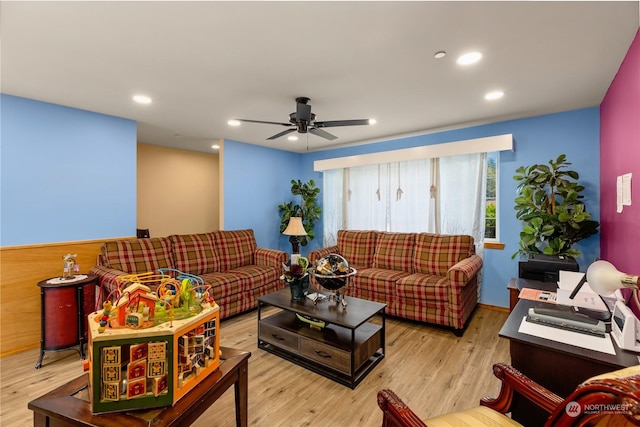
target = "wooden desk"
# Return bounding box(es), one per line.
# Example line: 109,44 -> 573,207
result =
29,347 -> 251,427
500,283 -> 638,426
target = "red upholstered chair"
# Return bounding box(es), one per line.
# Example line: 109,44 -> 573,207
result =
377,363 -> 640,427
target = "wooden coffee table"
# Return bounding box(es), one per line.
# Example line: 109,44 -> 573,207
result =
258,289 -> 386,388
28,347 -> 250,427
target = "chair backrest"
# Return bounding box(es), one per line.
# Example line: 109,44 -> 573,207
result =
544,366 -> 640,426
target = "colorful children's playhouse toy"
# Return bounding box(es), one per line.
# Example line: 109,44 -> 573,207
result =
87,269 -> 220,414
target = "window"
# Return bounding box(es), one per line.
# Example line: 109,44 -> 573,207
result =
484,152 -> 499,240
322,154 -> 487,247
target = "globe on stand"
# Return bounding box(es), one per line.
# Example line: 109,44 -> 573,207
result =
310,254 -> 357,307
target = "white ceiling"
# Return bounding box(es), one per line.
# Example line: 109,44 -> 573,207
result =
2,2 -> 638,154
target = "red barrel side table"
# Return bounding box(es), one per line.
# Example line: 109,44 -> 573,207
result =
35,274 -> 97,368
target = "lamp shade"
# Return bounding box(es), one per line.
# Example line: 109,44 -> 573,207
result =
586,260 -> 639,296
282,217 -> 307,236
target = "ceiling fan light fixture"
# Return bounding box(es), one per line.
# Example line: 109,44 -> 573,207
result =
456,51 -> 483,66
288,135 -> 298,141
227,119 -> 241,126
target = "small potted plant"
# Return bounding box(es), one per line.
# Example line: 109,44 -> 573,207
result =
512,154 -> 599,260
281,256 -> 310,300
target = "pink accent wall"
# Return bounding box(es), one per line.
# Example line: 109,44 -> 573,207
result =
600,28 -> 640,276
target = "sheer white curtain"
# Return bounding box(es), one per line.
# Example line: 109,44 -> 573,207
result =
322,153 -> 486,251
436,153 -> 486,257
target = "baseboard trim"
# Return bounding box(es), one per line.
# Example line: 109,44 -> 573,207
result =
478,303 -> 509,313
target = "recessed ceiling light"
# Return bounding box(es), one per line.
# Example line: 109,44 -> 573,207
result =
456,52 -> 483,66
211,144 -> 220,150
174,133 -> 182,138
485,91 -> 505,101
434,51 -> 446,59
133,95 -> 152,104
227,119 -> 241,126
368,118 -> 377,125
288,135 -> 298,141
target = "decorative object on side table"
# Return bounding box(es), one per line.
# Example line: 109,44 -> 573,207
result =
310,253 -> 357,307
62,253 -> 79,280
282,256 -> 310,300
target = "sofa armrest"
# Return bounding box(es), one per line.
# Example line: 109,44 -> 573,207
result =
90,265 -> 128,302
308,246 -> 339,265
255,248 -> 288,268
447,254 -> 483,286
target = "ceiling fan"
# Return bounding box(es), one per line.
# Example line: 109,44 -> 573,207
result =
234,97 -> 373,141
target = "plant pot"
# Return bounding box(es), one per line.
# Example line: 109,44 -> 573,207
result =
288,277 -> 309,301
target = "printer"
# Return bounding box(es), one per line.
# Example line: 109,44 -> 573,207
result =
518,254 -> 579,282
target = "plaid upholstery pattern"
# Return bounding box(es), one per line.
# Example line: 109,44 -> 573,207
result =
413,233 -> 475,276
213,229 -> 257,271
372,232 -> 415,272
200,272 -> 244,299
170,233 -> 220,275
102,237 -> 174,273
308,246 -> 339,266
393,297 -> 449,325
337,230 -> 378,270
396,274 -> 449,302
228,265 -> 281,292
254,248 -> 287,269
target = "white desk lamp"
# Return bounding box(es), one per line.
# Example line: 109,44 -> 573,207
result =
586,260 -> 640,351
586,260 -> 640,307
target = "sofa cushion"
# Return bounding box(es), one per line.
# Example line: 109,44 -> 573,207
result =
103,237 -> 174,273
170,233 -> 220,275
337,230 -> 378,270
413,233 -> 475,276
213,229 -> 257,271
372,232 -> 415,272
396,273 -> 449,302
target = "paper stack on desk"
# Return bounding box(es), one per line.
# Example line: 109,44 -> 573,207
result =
556,270 -> 611,312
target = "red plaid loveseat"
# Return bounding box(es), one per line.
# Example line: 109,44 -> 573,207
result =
90,229 -> 287,319
308,230 -> 482,335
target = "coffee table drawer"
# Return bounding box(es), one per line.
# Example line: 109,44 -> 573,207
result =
300,337 -> 350,374
260,322 -> 300,353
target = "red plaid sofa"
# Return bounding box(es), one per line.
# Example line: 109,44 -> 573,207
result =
90,229 -> 287,319
308,230 -> 482,335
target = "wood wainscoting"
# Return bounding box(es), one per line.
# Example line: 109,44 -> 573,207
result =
0,238 -> 130,357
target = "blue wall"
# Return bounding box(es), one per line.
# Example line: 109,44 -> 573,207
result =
222,139 -> 302,250
0,94 -> 137,246
289,108 -> 601,307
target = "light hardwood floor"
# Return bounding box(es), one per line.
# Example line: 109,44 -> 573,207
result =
1,305 -> 509,427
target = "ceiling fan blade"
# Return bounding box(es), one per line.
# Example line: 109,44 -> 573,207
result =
314,119 -> 371,128
296,101 -> 312,123
267,128 -> 297,140
309,127 -> 338,141
236,118 -> 291,127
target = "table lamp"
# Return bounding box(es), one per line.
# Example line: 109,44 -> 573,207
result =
586,260 -> 640,307
282,216 -> 307,257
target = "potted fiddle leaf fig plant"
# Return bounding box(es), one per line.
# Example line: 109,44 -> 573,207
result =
512,154 -> 599,259
278,179 -> 321,248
